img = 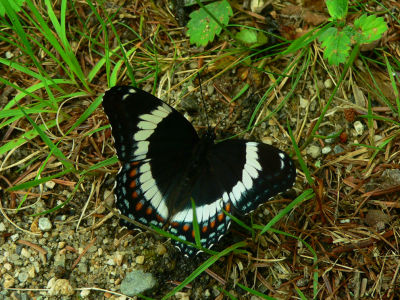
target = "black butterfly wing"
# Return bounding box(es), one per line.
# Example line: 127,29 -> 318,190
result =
103,86 -> 296,256
167,140 -> 296,255
103,86 -> 200,228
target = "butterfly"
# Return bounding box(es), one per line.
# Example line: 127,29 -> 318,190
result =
102,86 -> 296,255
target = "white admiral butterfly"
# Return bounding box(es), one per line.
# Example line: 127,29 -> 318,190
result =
103,86 -> 296,255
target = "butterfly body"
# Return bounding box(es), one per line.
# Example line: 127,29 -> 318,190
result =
103,86 -> 296,255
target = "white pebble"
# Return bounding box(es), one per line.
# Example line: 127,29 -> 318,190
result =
354,121 -> 364,136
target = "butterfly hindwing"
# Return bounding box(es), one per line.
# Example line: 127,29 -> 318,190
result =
165,140 -> 296,255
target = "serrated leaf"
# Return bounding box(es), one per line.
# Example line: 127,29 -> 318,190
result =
326,0 -> 348,20
318,27 -> 338,43
235,29 -> 268,47
0,0 -> 26,17
186,0 -> 233,47
354,14 -> 388,43
320,29 -> 351,65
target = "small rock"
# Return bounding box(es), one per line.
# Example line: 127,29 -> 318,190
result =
114,252 -> 124,266
120,270 -> 156,296
135,255 -> 145,264
383,169 -> 400,186
155,244 -> 167,256
18,272 -> 29,283
78,262 -> 88,273
365,210 -> 390,231
334,145 -> 344,154
10,233 -> 19,242
322,146 -> 332,154
299,97 -> 309,108
0,222 -> 6,232
354,121 -> 364,136
4,262 -> 12,271
207,84 -> 214,95
21,248 -> 31,258
47,278 -> 74,296
38,217 -> 52,231
5,51 -> 13,59
45,180 -> 55,189
324,78 -> 333,89
54,253 -> 66,268
374,135 -> 382,142
306,145 -> 322,159
28,266 -> 35,278
3,273 -> 15,288
175,292 -> 190,300
80,289 -> 90,298
54,215 -> 66,221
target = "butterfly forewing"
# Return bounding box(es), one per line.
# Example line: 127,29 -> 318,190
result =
102,86 -> 296,256
103,86 -> 199,228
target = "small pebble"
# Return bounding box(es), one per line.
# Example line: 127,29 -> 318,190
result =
4,262 -> 12,271
114,252 -> 124,266
21,248 -> 31,258
306,145 -> 322,159
80,289 -> 90,298
45,180 -> 55,189
0,222 -> 6,232
120,269 -> 156,296
156,244 -> 167,255
135,255 -> 145,264
38,217 -> 52,231
322,146 -> 332,154
18,272 -> 29,283
334,145 -> 344,154
324,78 -> 333,89
10,233 -> 19,242
207,84 -> 214,95
47,278 -> 74,296
299,97 -> 309,108
3,274 -> 15,288
354,121 -> 364,136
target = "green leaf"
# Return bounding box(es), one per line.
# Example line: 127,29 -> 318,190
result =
326,0 -> 348,20
318,27 -> 351,65
235,29 -> 268,47
354,14 -> 388,43
186,0 -> 233,47
0,0 -> 26,17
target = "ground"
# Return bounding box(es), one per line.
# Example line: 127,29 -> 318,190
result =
1,0 -> 400,299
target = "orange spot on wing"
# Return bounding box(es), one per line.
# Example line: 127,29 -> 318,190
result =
202,226 -> 208,233
210,220 -> 216,228
131,161 -> 140,166
135,202 -> 143,211
171,222 -> 179,227
146,207 -> 152,215
192,230 -> 195,239
183,224 -> 190,232
132,191 -> 138,199
129,168 -> 137,177
225,203 -> 231,212
217,213 -> 224,222
129,180 -> 136,189
156,214 -> 164,222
